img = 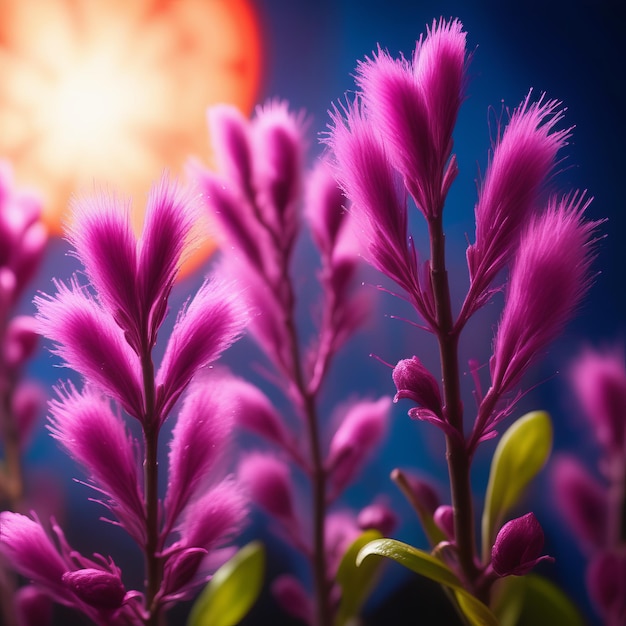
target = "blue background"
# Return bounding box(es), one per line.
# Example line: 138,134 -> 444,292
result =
18,1 -> 624,624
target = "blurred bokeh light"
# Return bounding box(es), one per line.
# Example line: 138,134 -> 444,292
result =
0,0 -> 261,270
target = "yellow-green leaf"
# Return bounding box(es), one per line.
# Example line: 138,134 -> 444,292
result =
481,411 -> 553,560
335,530 -> 383,626
493,575 -> 585,626
357,538 -> 498,626
187,541 -> 265,626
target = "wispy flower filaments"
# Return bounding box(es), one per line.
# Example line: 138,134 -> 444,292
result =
0,176 -> 250,625
326,16 -> 600,606
193,101 -> 393,626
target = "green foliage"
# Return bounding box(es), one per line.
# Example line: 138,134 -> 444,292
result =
481,411 -> 553,560
335,529 -> 384,626
187,541 -> 265,626
357,538 -> 498,626
492,575 -> 586,626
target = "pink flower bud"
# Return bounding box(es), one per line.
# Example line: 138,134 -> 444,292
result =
491,513 -> 554,577
358,501 -> 397,537
4,315 -> 39,367
62,568 -> 125,611
392,356 -> 442,417
14,221 -> 47,289
327,397 -> 391,495
239,454 -> 295,523
161,547 -> 208,597
272,574 -> 313,624
552,455 -> 607,550
571,348 -> 626,454
586,552 -> 626,618
15,585 -> 53,626
433,505 -> 455,540
12,381 -> 46,448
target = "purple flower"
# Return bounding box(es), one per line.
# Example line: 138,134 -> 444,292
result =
491,512 -> 554,577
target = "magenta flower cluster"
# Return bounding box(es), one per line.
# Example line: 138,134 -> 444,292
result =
553,347 -> 626,625
0,161 -> 48,501
193,101 -> 394,625
0,177 -> 250,625
326,18 -> 600,600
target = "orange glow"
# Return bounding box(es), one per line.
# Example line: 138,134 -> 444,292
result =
0,0 -> 261,274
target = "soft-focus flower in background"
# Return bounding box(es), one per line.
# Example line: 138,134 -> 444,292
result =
553,346 -> 626,626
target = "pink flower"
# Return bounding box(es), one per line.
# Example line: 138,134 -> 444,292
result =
164,375 -> 238,530
552,455 -> 607,551
35,280 -> 144,420
490,192 -> 599,401
327,398 -> 391,497
355,19 -> 467,217
155,275 -> 250,424
48,384 -> 144,543
586,552 -> 626,620
465,94 -> 570,317
326,99 -> 420,300
239,453 -> 296,524
570,347 -> 626,453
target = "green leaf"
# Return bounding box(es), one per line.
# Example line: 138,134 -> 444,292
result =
481,411 -> 553,560
335,530 -> 383,626
493,575 -> 585,626
357,538 -> 498,626
187,541 -> 265,626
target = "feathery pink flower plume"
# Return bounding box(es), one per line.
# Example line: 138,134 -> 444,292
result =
355,18 -> 467,217
7,175 -> 251,624
463,94 -> 570,320
473,192 -> 600,445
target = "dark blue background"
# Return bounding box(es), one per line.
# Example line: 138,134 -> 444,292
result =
21,1 -> 624,624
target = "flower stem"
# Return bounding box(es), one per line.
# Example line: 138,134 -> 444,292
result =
427,214 -> 480,591
285,313 -> 331,626
141,351 -> 162,626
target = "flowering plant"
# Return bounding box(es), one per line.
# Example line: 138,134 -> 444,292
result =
325,17 -> 600,625
0,14 -> 609,626
0,177 -> 252,625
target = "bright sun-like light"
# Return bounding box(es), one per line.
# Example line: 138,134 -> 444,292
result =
0,0 -> 261,271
